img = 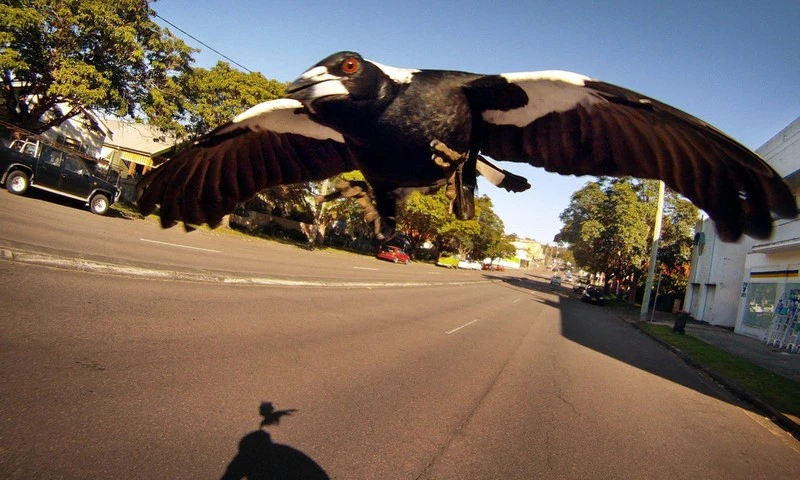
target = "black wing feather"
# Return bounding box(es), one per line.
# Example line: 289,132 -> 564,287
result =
137,102 -> 356,229
468,74 -> 796,240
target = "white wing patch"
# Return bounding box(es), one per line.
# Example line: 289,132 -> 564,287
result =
483,71 -> 605,128
502,70 -> 591,86
227,99 -> 345,142
368,60 -> 419,84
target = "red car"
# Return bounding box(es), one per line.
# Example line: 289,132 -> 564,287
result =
482,263 -> 505,271
376,245 -> 410,264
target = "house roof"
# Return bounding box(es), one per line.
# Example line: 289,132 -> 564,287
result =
102,118 -> 177,157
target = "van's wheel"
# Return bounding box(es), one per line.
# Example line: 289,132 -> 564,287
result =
90,193 -> 110,215
6,170 -> 29,195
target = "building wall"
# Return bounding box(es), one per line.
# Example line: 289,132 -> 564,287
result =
733,116 -> 800,339
39,105 -> 107,157
757,117 -> 800,177
684,217 -> 754,327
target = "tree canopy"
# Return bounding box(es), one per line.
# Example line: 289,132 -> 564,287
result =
556,178 -> 698,298
0,0 -> 194,132
398,189 -> 514,260
151,61 -> 287,138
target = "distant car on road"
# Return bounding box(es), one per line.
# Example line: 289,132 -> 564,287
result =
582,286 -> 605,305
458,260 -> 482,270
376,245 -> 410,264
573,282 -> 588,294
482,263 -> 505,271
550,275 -> 562,286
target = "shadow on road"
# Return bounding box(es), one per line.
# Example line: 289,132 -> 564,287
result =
12,188 -> 137,220
482,273 -> 563,298
557,292 -> 737,404
221,402 -> 329,480
488,273 -> 740,405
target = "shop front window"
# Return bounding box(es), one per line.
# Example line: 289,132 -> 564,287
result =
743,283 -> 778,329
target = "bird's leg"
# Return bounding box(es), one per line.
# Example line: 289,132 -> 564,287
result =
372,187 -> 398,242
316,179 -> 388,240
430,140 -> 475,220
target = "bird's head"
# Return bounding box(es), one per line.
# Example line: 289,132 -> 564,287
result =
287,51 -> 416,115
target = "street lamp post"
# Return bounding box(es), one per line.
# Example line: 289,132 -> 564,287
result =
639,180 -> 665,322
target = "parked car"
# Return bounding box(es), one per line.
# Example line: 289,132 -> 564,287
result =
582,286 -> 605,305
0,138 -> 119,215
376,245 -> 410,264
573,282 -> 588,294
458,260 -> 482,270
482,263 -> 505,271
436,254 -> 460,269
550,275 -> 562,286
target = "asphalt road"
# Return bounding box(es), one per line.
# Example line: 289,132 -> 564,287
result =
1,191 -> 799,479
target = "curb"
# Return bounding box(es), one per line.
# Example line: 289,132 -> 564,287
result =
626,319 -> 800,441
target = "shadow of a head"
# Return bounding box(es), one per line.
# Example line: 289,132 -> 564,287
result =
221,402 -> 329,480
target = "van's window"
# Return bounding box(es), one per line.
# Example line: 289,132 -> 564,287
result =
41,150 -> 63,167
64,156 -> 85,174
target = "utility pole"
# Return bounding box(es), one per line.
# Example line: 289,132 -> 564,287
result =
639,180 -> 665,322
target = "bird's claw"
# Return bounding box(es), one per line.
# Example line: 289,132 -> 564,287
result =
431,139 -> 465,170
430,140 -> 469,214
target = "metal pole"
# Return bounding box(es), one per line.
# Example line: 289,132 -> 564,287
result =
650,272 -> 663,323
639,181 -> 665,322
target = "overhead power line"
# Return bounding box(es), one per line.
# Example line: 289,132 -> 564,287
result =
155,13 -> 253,73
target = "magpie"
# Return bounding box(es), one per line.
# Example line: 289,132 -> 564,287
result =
137,51 -> 797,242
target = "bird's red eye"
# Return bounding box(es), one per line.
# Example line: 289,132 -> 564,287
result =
342,58 -> 360,74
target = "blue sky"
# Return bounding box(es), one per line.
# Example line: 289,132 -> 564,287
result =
152,0 -> 800,244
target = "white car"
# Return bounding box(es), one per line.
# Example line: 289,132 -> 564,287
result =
458,260 -> 482,270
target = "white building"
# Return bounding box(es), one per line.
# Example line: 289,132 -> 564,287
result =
684,116 -> 800,340
684,219 -> 755,328
736,118 -> 800,339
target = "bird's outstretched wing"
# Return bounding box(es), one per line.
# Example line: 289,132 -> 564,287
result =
136,99 -> 356,229
465,72 -> 797,241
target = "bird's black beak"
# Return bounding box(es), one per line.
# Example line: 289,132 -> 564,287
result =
286,66 -> 348,103
286,76 -> 316,95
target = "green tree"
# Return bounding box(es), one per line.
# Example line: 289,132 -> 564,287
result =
159,61 -> 287,138
439,211 -> 482,258
0,0 -> 194,132
319,171 -> 375,242
471,196 -> 515,263
398,188 -> 451,255
556,178 -> 697,299
656,191 -> 698,297
398,189 -> 511,260
555,181 -> 607,267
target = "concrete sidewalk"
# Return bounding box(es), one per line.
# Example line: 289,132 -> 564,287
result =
614,306 -> 800,439
630,309 -> 800,383
681,322 -> 800,383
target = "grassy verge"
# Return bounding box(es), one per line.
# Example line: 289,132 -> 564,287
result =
640,323 -> 800,419
110,201 -> 376,257
110,201 -> 145,219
